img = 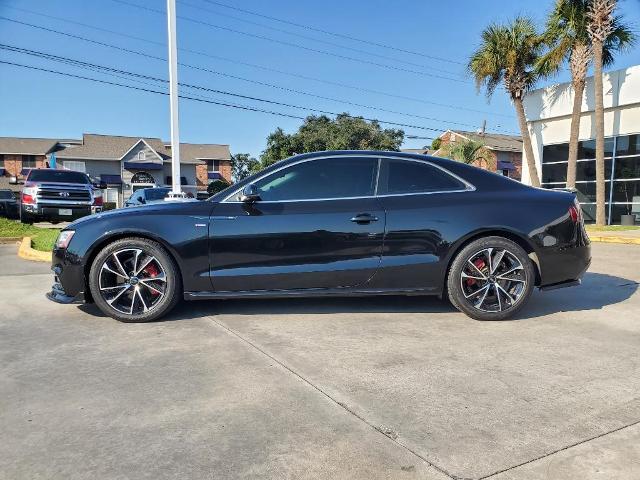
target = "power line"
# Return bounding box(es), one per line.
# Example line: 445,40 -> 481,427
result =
0,58 -> 435,141
199,0 -> 464,65
112,0 -> 469,83
0,59 -> 309,120
1,9 -> 514,120
176,0 -> 463,77
0,16 -> 516,135
0,51 -> 446,134
0,45 -> 441,133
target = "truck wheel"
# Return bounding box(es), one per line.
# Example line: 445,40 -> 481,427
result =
20,208 -> 34,225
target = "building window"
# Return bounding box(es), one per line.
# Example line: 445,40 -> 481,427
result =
63,160 -> 86,172
138,151 -> 145,161
22,155 -> 37,168
541,134 -> 640,224
207,159 -> 220,172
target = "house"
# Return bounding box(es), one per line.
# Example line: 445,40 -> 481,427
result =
401,148 -> 432,155
0,134 -> 231,207
432,130 -> 523,180
0,137 -> 60,189
523,64 -> 640,224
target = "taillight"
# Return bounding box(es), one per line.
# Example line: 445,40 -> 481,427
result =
93,195 -> 103,206
21,192 -> 35,205
569,199 -> 582,224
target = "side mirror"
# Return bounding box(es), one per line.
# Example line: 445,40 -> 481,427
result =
240,184 -> 261,203
140,198 -> 146,204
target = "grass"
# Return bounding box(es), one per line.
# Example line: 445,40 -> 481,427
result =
0,218 -> 60,251
585,225 -> 640,231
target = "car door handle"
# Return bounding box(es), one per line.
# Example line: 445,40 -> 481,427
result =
350,213 -> 379,224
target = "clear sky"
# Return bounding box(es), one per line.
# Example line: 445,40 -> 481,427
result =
1,0 -> 639,158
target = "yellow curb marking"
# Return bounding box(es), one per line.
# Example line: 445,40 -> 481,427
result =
17,237 -> 52,263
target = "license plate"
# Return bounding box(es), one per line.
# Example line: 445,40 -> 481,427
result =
59,209 -> 72,216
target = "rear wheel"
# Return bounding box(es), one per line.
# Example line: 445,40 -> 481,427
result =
447,236 -> 535,321
89,237 -> 181,322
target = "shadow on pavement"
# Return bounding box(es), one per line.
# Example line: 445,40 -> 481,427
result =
78,271 -> 637,323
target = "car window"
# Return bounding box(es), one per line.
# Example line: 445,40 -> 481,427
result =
378,159 -> 466,195
28,169 -> 89,184
145,189 -> 170,201
251,157 -> 378,201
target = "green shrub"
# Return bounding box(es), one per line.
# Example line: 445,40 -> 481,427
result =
207,179 -> 230,195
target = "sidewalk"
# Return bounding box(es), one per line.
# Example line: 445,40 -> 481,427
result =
587,228 -> 640,245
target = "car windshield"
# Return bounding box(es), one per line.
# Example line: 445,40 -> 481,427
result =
0,190 -> 13,199
146,188 -> 170,200
28,169 -> 89,184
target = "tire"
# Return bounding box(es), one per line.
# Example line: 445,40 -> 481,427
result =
447,236 -> 535,321
20,208 -> 34,225
88,237 -> 182,322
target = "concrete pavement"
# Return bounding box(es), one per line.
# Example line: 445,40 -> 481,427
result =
0,243 -> 639,479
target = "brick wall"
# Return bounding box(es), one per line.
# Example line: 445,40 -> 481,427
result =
1,154 -> 47,177
196,160 -> 233,191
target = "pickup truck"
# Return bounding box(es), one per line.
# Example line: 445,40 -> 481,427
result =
20,169 -> 105,224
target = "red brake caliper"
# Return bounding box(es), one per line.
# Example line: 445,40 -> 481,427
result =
143,263 -> 160,296
466,259 -> 486,286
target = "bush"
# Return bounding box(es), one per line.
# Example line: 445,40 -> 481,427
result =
431,138 -> 442,150
103,202 -> 117,211
207,179 -> 230,195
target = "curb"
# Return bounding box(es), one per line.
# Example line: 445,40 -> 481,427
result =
17,237 -> 52,262
588,235 -> 640,245
0,237 -> 22,244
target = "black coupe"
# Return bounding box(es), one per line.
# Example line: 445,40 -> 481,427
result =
48,151 -> 591,322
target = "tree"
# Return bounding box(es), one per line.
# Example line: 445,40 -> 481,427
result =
430,137 -> 442,151
587,0 -> 634,225
539,0 -> 634,189
207,179 -> 230,195
469,17 -> 547,187
441,139 -> 492,168
259,113 -> 404,168
231,153 -> 260,181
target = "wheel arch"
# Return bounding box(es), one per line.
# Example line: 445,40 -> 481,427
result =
442,228 -> 541,297
82,230 -> 184,303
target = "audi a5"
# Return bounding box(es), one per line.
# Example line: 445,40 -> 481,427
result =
47,151 -> 591,322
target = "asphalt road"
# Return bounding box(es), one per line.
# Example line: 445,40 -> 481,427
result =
0,243 -> 639,480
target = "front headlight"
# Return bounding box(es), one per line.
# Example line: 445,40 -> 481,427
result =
55,230 -> 75,249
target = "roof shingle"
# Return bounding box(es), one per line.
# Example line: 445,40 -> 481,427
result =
0,137 -> 59,155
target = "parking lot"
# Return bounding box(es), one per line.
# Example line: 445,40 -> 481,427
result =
1,242 -> 639,480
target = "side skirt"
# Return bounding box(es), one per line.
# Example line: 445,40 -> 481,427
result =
184,286 -> 438,301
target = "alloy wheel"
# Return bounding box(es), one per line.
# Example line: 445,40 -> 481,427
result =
98,248 -> 167,315
460,247 -> 526,313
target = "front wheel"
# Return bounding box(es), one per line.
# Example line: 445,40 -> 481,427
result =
447,236 -> 535,321
88,237 -> 182,322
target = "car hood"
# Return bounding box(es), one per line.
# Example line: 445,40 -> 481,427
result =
66,199 -> 201,229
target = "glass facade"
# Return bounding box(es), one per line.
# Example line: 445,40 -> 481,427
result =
541,134 -> 640,224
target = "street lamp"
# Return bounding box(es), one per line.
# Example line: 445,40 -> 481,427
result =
166,0 -> 186,200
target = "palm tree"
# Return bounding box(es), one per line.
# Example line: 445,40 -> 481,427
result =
469,17 -> 546,187
539,0 -> 634,191
587,0 -> 634,225
442,139 -> 492,168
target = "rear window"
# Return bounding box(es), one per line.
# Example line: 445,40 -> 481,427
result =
28,169 -> 89,184
0,190 -> 13,199
378,159 -> 466,195
146,188 -> 170,200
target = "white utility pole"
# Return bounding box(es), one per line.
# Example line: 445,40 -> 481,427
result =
166,0 -> 185,198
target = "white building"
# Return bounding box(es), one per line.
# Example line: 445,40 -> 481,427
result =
522,64 -> 640,224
